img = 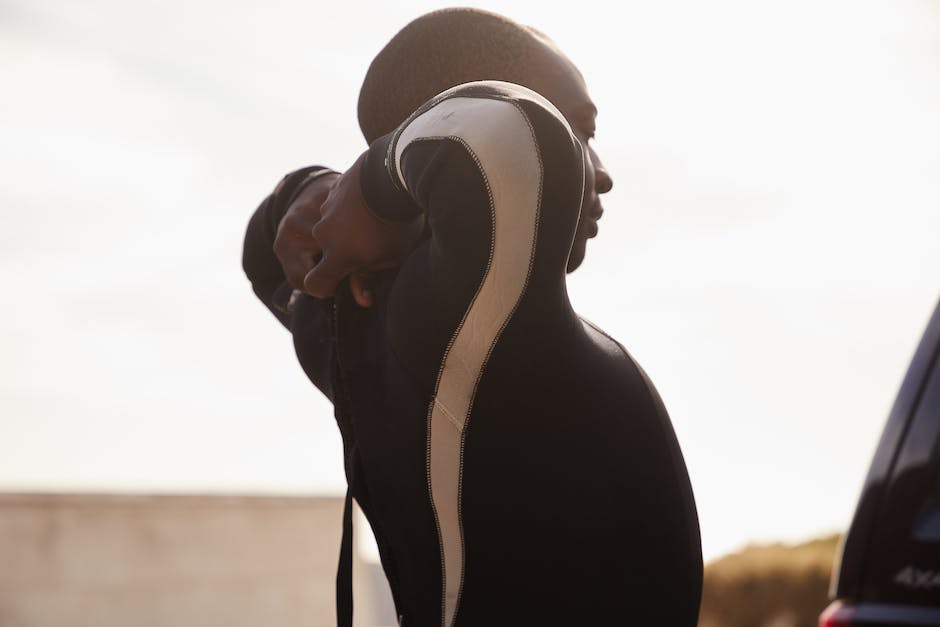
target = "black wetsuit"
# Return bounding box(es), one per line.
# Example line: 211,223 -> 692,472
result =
243,81 -> 702,626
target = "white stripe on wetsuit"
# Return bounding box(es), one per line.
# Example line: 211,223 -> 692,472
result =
394,96 -> 543,627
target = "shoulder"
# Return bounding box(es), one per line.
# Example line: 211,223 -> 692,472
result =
579,316 -> 671,416
390,80 -> 579,177
400,80 -> 572,133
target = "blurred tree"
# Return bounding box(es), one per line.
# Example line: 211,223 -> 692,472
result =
698,534 -> 840,627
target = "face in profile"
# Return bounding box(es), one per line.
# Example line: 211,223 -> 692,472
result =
528,48 -> 614,273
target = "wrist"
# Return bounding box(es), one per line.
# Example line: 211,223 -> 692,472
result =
361,136 -> 423,224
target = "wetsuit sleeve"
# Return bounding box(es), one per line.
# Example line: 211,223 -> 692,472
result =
242,165 -> 337,401
358,81 -> 585,301
355,81 -> 586,382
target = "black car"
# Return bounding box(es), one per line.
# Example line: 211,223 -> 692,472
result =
821,298 -> 940,626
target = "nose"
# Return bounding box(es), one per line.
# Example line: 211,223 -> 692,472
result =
590,146 -> 613,194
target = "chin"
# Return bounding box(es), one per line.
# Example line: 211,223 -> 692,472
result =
566,239 -> 587,273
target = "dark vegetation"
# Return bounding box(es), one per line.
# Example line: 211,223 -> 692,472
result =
698,534 -> 841,627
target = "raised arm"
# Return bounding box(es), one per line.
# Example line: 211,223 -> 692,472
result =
305,80 -> 585,307
299,81 -> 586,414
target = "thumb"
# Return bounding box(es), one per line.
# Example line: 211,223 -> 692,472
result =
302,253 -> 349,299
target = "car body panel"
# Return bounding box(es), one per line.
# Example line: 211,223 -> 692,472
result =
826,298 -> 940,624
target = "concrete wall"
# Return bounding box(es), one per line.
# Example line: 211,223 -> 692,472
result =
0,493 -> 395,627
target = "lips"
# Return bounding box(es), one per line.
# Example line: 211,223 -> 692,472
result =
584,203 -> 603,238
586,220 -> 599,238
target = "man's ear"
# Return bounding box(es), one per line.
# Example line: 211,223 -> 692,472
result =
349,272 -> 374,308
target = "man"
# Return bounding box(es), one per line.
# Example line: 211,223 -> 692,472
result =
243,8 -> 702,626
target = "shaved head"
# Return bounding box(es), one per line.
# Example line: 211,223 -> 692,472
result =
357,8 -> 579,143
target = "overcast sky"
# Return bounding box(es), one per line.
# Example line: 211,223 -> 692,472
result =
1,0 -> 938,563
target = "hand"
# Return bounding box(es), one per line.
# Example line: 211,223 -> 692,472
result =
273,171 -> 338,292
303,152 -> 425,307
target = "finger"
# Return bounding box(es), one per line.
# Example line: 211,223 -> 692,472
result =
278,248 -> 319,291
349,272 -> 374,308
288,239 -> 322,289
302,253 -> 349,299
275,230 -> 322,291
